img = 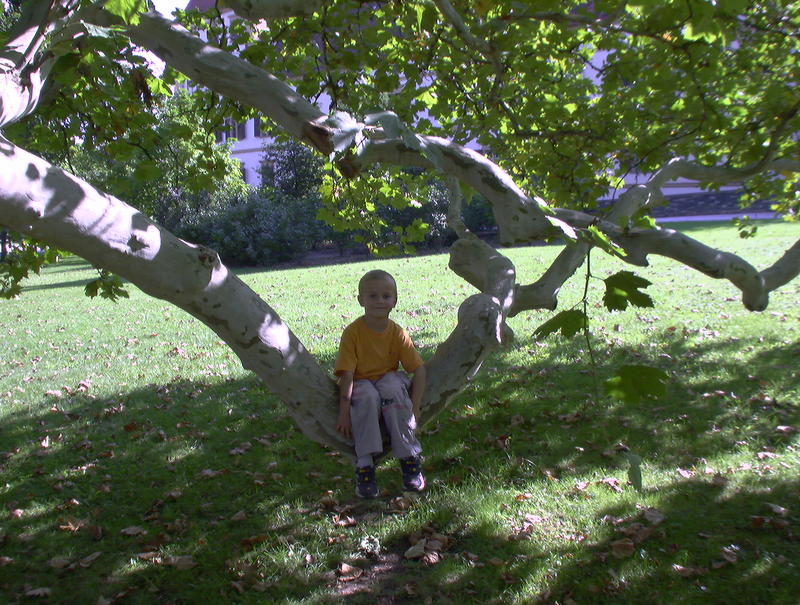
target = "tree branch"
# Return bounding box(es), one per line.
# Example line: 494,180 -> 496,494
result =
223,0 -> 323,19
78,8 -> 332,153
0,137 -> 349,452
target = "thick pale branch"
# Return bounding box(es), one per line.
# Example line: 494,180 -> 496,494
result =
445,176 -> 469,238
510,148 -> 800,315
551,207 -> 779,311
0,0 -> 70,126
78,8 -> 332,153
223,0 -> 324,19
423,293 -> 506,421
619,227 -> 770,310
356,137 -> 551,244
0,138 -> 350,452
761,238 -> 800,291
510,241 -> 593,315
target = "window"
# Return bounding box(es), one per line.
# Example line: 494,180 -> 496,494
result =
216,118 -> 237,142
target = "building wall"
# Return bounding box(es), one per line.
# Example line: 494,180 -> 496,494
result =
214,116 -> 269,187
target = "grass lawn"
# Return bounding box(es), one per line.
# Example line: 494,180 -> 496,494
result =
1,220 -> 798,604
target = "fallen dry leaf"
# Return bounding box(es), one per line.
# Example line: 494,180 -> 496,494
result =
337,562 -> 363,581
79,551 -> 102,568
241,534 -> 268,551
387,494 -> 415,513
120,526 -> 147,536
48,556 -> 72,569
672,563 -> 707,577
765,503 -> 789,517
319,494 -> 338,510
164,555 -> 197,570
720,545 -> 740,564
599,477 -> 623,493
642,508 -> 665,525
404,539 -> 427,559
610,538 -> 635,558
58,517 -> 87,533
332,514 -> 356,527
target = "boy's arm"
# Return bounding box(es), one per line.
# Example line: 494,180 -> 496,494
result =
336,371 -> 354,439
409,364 -> 426,425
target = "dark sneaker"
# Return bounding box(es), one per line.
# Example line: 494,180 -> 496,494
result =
355,465 -> 378,499
399,456 -> 425,492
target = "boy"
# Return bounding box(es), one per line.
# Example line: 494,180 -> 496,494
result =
335,269 -> 426,499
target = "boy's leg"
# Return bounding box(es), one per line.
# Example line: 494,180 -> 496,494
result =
374,372 -> 422,460
350,380 -> 384,465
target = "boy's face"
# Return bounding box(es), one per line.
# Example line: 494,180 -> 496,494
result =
358,277 -> 397,319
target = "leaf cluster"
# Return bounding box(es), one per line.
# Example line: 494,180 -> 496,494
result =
0,237 -> 64,299
239,0 -> 800,209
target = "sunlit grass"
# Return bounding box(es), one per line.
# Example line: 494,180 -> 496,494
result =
0,220 -> 798,604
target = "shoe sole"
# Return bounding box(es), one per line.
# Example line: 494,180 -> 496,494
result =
403,476 -> 426,492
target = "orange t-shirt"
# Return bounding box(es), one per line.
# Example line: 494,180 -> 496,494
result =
334,317 -> 423,381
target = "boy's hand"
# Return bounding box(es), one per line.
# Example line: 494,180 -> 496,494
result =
336,407 -> 352,439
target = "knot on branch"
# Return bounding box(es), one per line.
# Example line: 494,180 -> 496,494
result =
302,121 -> 334,155
127,234 -> 148,252
196,245 -> 221,269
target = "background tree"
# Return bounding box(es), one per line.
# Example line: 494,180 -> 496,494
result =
1,0 -> 798,456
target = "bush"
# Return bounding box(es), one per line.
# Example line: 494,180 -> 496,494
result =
178,191 -> 327,267
462,195 -> 496,234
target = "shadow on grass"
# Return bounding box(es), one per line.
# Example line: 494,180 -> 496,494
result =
23,278 -> 94,292
0,326 -> 797,603
0,375 -> 353,603
454,327 -> 800,469
357,475 -> 799,605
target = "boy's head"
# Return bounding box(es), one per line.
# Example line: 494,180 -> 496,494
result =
357,270 -> 398,314
358,270 -> 397,296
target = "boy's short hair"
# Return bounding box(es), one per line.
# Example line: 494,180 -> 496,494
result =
358,270 -> 397,295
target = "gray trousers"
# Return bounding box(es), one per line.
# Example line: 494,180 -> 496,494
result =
351,371 -> 421,465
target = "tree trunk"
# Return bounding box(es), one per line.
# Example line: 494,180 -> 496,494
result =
0,137 -> 511,456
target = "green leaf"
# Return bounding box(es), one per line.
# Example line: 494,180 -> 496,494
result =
626,453 -> 643,491
84,270 -> 129,302
604,364 -> 668,403
534,309 -> 587,340
603,270 -> 654,311
586,225 -> 625,257
133,160 -> 161,182
103,0 -> 146,25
